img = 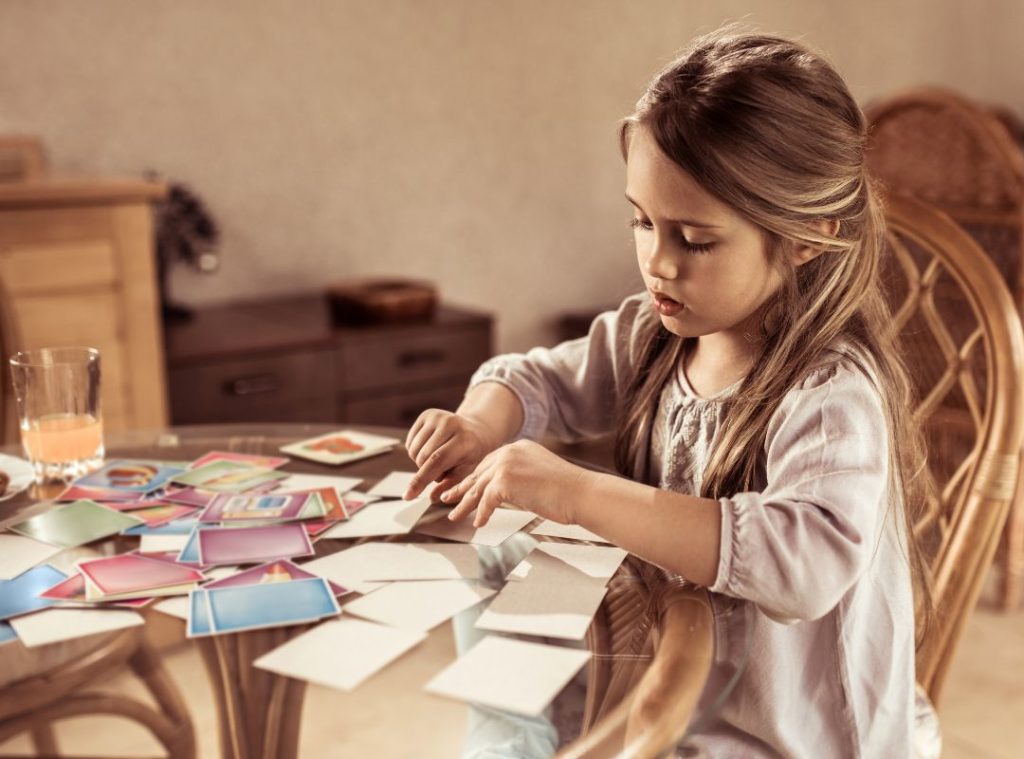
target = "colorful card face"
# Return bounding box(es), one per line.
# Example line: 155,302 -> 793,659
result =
39,572 -> 151,608
189,451 -> 290,470
75,460 -> 184,494
204,560 -> 348,597
123,517 -> 199,536
198,492 -> 311,523
172,461 -> 289,494
8,500 -> 143,548
279,430 -> 399,465
57,485 -> 147,504
187,590 -> 213,637
0,564 -> 65,620
77,553 -> 204,600
126,504 -> 197,527
196,523 -> 315,566
188,577 -> 339,637
161,487 -> 217,508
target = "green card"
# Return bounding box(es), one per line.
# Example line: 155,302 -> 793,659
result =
8,500 -> 143,549
170,461 -> 289,494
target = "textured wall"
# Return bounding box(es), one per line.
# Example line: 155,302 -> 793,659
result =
1,0 -> 1021,351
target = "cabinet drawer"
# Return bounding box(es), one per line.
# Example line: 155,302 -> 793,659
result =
339,382 -> 468,428
336,326 -> 490,392
169,350 -> 336,425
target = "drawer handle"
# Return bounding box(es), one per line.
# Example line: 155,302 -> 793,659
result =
398,349 -> 446,367
226,374 -> 279,396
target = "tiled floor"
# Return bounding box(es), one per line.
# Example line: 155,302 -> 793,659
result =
1,593 -> 1022,757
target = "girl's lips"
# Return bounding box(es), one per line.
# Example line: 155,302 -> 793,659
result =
652,291 -> 684,316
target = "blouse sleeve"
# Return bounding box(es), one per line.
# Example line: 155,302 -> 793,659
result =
710,358 -> 893,623
468,292 -> 651,443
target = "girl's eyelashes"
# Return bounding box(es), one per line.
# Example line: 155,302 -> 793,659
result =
629,217 -> 715,254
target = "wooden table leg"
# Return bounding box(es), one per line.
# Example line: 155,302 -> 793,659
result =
195,626 -> 313,759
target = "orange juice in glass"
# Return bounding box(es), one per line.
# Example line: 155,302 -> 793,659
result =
10,347 -> 104,483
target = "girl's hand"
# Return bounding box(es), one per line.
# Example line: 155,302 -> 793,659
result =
404,409 -> 500,501
440,440 -> 588,527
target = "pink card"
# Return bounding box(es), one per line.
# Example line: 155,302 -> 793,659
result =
77,554 -> 205,596
189,451 -> 290,470
57,485 -> 146,504
198,492 -> 311,523
197,524 -> 314,566
127,504 -> 198,527
204,559 -> 349,597
39,572 -> 151,608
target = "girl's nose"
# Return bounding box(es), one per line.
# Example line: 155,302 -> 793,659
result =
645,238 -> 679,280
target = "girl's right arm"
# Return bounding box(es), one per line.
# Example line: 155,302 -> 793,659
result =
404,292 -> 653,500
404,382 -> 523,500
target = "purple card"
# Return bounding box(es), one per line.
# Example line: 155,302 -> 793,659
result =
203,559 -> 348,597
196,524 -> 314,566
197,492 -> 311,524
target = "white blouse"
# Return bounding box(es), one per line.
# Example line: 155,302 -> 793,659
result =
470,292 -> 915,758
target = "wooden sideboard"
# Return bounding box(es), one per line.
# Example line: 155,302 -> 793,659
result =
164,296 -> 493,428
0,179 -> 169,439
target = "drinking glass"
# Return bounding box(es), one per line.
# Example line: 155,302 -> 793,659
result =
10,347 -> 104,483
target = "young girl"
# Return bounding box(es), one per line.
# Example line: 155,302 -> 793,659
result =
404,28 -> 930,757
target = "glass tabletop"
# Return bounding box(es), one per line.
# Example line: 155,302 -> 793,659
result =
0,423 -> 747,758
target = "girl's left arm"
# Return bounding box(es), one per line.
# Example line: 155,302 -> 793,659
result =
441,439 -> 723,587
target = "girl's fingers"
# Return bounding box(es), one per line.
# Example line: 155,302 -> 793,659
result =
428,464 -> 474,502
414,426 -> 454,468
406,437 -> 462,499
404,414 -> 427,453
406,415 -> 450,467
446,463 -> 495,522
472,489 -> 504,528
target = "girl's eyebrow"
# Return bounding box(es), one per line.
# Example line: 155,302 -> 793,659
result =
624,192 -> 723,229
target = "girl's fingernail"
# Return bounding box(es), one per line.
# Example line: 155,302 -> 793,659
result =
447,511 -> 457,521
440,490 -> 452,502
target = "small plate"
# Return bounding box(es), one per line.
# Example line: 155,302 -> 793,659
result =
0,452 -> 35,501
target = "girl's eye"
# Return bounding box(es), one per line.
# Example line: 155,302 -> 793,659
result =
629,218 -> 715,254
681,239 -> 714,255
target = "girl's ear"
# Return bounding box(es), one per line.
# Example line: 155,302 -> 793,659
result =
793,219 -> 841,266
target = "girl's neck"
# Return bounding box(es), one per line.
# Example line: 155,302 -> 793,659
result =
684,329 -> 761,398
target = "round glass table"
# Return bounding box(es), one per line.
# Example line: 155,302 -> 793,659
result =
0,424 -> 748,758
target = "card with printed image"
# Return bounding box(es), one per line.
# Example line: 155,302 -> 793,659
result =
0,564 -> 66,620
75,460 -> 185,494
279,430 -> 399,465
203,559 -> 349,597
188,451 -> 290,470
197,492 -> 311,523
196,523 -> 314,566
9,500 -> 144,548
171,461 -> 289,494
77,553 -> 204,601
189,577 -> 339,636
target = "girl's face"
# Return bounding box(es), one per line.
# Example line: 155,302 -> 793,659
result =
626,127 -> 783,342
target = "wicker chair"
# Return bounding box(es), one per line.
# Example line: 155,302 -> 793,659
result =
866,88 -> 1024,610
0,628 -> 196,757
883,196 -> 1024,703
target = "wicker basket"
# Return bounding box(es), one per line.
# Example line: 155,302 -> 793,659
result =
327,278 -> 438,325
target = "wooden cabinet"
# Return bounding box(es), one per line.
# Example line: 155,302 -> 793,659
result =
165,296 -> 493,427
0,179 -> 169,437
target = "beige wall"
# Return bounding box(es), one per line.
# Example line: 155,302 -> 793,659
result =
1,0 -> 1021,351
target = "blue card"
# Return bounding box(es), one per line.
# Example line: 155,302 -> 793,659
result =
205,577 -> 338,634
0,564 -> 67,621
0,621 -> 17,645
76,460 -> 184,494
123,517 -> 199,537
176,525 -> 215,565
186,590 -> 213,638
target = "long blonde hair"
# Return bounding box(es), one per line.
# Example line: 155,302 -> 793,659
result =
614,28 -> 934,635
